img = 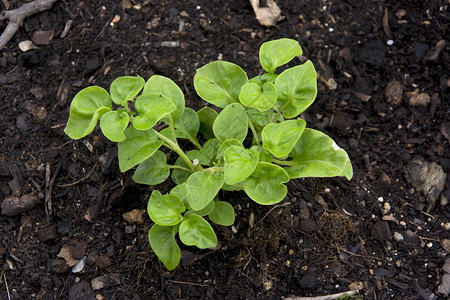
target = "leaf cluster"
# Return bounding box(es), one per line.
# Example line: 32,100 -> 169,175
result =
64,38 -> 353,270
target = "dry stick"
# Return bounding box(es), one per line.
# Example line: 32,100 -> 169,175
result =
0,0 -> 58,50
3,272 -> 11,300
285,289 -> 361,300
168,280 -> 208,287
56,162 -> 98,188
45,161 -> 61,216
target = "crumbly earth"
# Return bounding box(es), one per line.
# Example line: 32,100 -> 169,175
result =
0,0 -> 449,299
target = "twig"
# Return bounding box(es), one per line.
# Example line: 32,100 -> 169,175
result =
285,289 -> 361,300
168,280 -> 208,287
0,0 -> 58,50
17,215 -> 32,242
45,161 -> 61,216
56,162 -> 98,188
3,272 -> 11,300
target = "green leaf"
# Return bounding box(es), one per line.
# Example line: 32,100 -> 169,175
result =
132,93 -> 176,130
239,82 -> 277,112
185,171 -> 224,211
110,75 -> 145,105
194,61 -> 248,108
170,184 -> 215,216
224,146 -> 259,185
250,145 -> 273,162
262,118 -> 306,157
133,150 -> 170,185
249,73 -> 278,85
118,126 -> 163,172
179,214 -> 217,249
208,201 -> 235,226
259,38 -> 303,73
242,162 -> 289,205
213,103 -> 248,143
246,107 -> 269,128
173,108 -> 200,142
64,86 -> 112,139
275,61 -> 317,119
147,191 -> 185,226
170,183 -> 188,206
99,110 -> 129,142
197,107 -> 218,140
191,200 -> 215,216
148,225 -> 180,271
287,128 -> 353,180
143,75 -> 185,121
187,139 -> 221,165
217,138 -> 243,159
171,157 -> 192,184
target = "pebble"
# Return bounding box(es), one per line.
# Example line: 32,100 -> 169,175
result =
123,209 -> 144,224
91,273 -> 121,291
438,273 -> 450,296
38,225 -> 57,242
0,72 -> 7,85
32,30 -> 54,45
442,239 -> 450,253
393,232 -> 404,242
385,81 -> 403,106
443,258 -> 450,273
405,159 -> 447,211
68,281 -> 95,300
52,258 -> 70,273
1,193 -> 40,216
16,113 -> 29,131
409,93 -> 430,106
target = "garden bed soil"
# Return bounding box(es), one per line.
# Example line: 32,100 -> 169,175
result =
0,0 -> 449,299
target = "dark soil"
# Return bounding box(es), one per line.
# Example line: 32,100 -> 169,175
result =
1,0 -> 449,299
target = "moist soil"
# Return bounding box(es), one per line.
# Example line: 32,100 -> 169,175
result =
1,0 -> 449,299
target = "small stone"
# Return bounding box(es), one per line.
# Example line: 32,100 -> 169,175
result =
405,159 -> 447,211
68,281 -> 95,300
263,280 -> 273,291
393,232 -> 404,242
95,255 -> 112,268
349,281 -> 363,290
441,122 -> 450,145
52,258 -> 70,273
125,225 -> 135,233
91,273 -> 121,291
122,209 -> 144,224
32,30 -> 54,45
38,225 -> 57,242
1,193 -> 40,216
16,113 -> 29,131
0,72 -> 7,85
442,258 -> 450,273
385,81 -> 403,106
438,273 -> 450,296
409,93 -> 431,106
442,239 -> 450,253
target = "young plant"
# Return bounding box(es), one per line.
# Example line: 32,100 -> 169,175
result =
64,38 -> 353,270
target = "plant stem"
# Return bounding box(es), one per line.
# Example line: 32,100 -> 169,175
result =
273,102 -> 288,122
272,158 -> 297,166
248,119 -> 261,146
167,165 -> 193,173
204,166 -> 224,173
168,115 -> 179,145
153,130 -> 195,171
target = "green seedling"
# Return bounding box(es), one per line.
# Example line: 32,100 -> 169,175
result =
64,38 -> 353,270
